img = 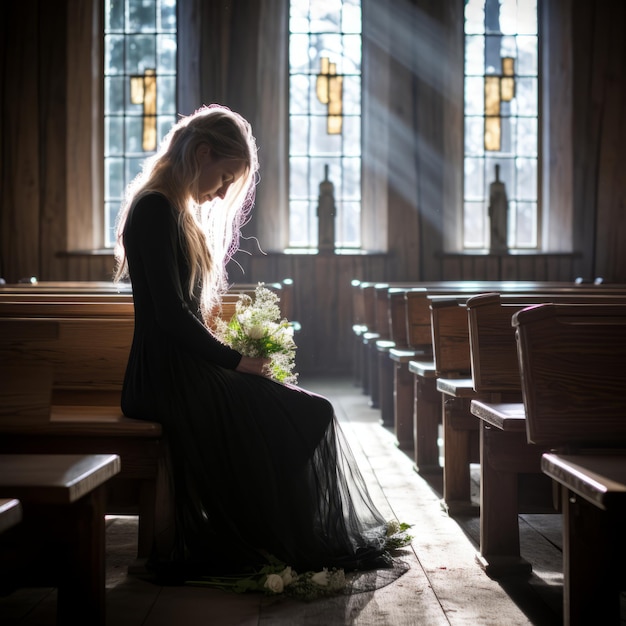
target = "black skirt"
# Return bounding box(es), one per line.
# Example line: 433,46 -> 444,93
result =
123,331 -> 390,579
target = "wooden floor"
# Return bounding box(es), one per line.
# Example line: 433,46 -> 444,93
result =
0,376 -> 568,625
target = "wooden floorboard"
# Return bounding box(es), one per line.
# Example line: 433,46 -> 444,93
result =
0,376 -> 568,625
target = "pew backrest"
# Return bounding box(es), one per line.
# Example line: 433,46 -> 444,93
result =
513,303 -> 626,448
402,280 -> 617,355
429,298 -> 470,377
0,281 -> 132,294
468,292 -> 626,394
389,288 -> 426,348
0,296 -> 240,410
375,283 -> 427,340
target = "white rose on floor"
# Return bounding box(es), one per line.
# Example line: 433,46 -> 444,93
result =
329,568 -> 346,590
279,566 -> 297,586
264,573 -> 284,593
311,569 -> 329,586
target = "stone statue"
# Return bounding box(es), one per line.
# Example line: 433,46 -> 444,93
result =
488,164 -> 509,253
317,164 -> 336,253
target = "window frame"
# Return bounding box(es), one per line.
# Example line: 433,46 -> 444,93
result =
71,0 -> 572,259
462,0 -> 541,252
287,0 -> 364,251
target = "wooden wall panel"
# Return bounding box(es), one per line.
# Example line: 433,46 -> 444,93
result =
40,1 -> 68,280
66,0 -> 103,253
0,4 -> 41,282
569,0 -> 626,282
591,1 -> 626,282
385,35 -> 421,280
238,252 -> 389,374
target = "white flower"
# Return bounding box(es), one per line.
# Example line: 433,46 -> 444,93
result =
279,566 -> 297,586
213,283 -> 299,384
264,573 -> 284,594
247,323 -> 266,340
311,569 -> 329,587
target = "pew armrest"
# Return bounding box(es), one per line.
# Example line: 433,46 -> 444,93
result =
470,400 -> 526,432
542,452 -> 626,511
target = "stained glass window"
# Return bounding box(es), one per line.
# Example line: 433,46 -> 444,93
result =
104,0 -> 177,247
464,0 -> 538,249
289,0 -> 362,250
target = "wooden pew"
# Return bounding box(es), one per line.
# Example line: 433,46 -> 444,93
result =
468,292 -> 626,577
0,309 -> 163,562
513,303 -> 626,626
391,281 -> 598,458
0,281 -> 291,319
354,281 -> 416,415
427,297 -> 481,513
0,296 -> 242,563
0,498 -> 22,535
397,283 -> 626,464
373,282 -> 420,425
356,281 -> 379,397
406,286 -> 577,503
358,281 -> 626,470
0,453 -> 120,625
389,287 -> 430,445
389,287 -> 433,451
350,279 -> 368,387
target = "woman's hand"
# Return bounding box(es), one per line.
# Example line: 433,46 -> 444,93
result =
236,355 -> 271,377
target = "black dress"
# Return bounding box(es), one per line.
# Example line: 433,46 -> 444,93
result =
121,192 -> 390,578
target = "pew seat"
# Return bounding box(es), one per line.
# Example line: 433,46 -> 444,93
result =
0,453 -> 120,626
469,401 -> 526,431
0,498 -> 22,534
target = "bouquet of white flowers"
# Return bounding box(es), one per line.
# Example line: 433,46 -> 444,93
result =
214,283 -> 298,384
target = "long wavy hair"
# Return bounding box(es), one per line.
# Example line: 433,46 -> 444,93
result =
114,104 -> 259,321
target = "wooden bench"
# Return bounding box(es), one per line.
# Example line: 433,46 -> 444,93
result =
0,295 -> 244,564
373,282 -> 421,425
0,498 -> 22,535
428,297 -> 482,512
0,309 -> 164,562
0,453 -> 120,625
0,280 -> 132,294
398,284 -> 626,472
393,284 -> 505,455
413,290 -> 568,508
468,292 -> 626,577
361,282 -> 380,399
389,288 -> 433,451
0,276 -> 295,563
390,281 -> 608,458
388,287 -> 431,448
350,279 -> 371,388
513,303 -> 626,626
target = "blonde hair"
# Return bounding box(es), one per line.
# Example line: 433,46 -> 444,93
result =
114,104 -> 259,320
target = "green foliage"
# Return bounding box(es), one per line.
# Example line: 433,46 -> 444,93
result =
214,284 -> 298,384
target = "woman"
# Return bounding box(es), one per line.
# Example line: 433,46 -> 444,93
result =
114,104 -> 394,581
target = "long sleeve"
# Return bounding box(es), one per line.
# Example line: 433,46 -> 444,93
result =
123,193 -> 242,369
